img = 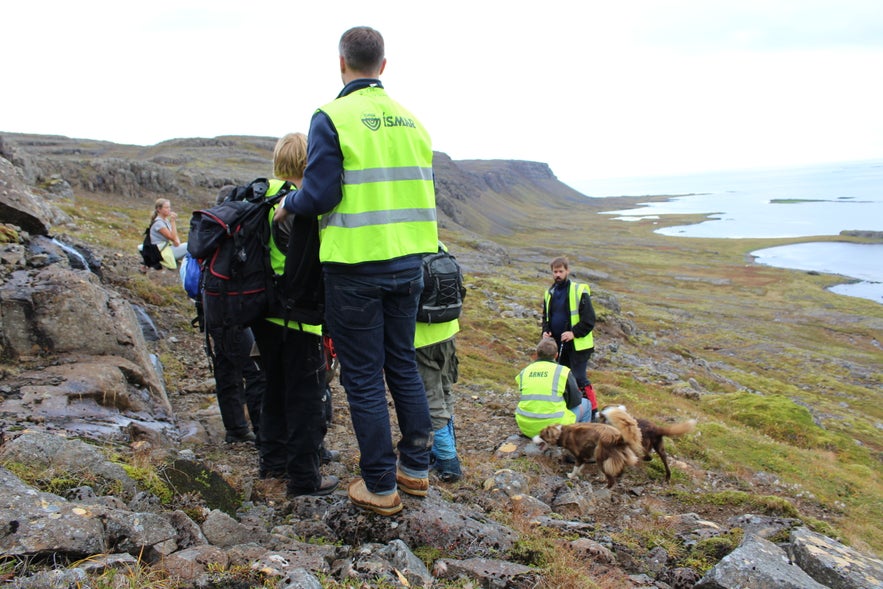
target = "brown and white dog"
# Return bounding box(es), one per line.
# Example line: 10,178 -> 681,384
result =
533,423 -> 639,488
599,405 -> 696,482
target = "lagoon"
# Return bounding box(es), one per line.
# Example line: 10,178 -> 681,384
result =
579,160 -> 883,304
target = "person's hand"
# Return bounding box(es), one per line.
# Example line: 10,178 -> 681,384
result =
273,205 -> 290,223
561,331 -> 574,342
169,211 -> 178,222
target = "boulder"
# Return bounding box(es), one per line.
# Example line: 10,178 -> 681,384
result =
695,533 -> 828,589
0,156 -> 67,235
789,527 -> 883,589
0,265 -> 170,414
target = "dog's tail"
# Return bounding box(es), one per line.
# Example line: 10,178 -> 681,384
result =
657,419 -> 697,438
603,409 -> 644,458
596,442 -> 639,481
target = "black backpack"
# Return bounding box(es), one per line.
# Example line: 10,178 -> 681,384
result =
417,244 -> 466,324
187,178 -> 293,330
140,227 -> 163,269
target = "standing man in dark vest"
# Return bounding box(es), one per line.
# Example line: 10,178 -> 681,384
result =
275,26 -> 437,516
542,256 -> 599,421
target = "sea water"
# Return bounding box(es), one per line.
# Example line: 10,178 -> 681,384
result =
578,160 -> 883,304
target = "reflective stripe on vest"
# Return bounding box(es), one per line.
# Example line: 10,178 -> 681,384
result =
515,362 -> 570,420
544,280 -> 594,351
317,86 -> 437,264
321,206 -> 437,229
516,408 -> 567,420
343,166 -> 434,184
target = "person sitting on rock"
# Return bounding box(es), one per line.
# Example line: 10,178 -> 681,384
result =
515,337 -> 593,438
149,198 -> 188,269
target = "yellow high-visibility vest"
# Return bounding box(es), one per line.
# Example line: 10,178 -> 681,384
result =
544,281 -> 593,350
515,360 -> 575,438
318,86 -> 437,264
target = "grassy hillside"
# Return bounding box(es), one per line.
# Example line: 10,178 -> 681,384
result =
446,207 -> 883,554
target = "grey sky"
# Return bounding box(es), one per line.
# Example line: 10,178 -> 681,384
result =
4,0 -> 882,194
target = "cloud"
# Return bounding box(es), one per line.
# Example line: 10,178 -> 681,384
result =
4,0 -> 883,188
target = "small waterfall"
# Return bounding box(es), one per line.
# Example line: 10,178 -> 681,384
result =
132,303 -> 162,341
51,238 -> 90,271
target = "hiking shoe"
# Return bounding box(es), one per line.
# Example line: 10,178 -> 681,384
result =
348,478 -> 403,516
320,447 -> 341,465
434,457 -> 463,483
288,475 -> 339,498
225,430 -> 256,444
396,469 -> 429,497
590,409 -> 599,423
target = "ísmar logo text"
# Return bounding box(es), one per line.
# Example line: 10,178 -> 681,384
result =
361,112 -> 416,131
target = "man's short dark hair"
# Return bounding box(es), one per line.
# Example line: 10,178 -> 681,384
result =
550,256 -> 569,270
339,26 -> 384,73
536,338 -> 558,360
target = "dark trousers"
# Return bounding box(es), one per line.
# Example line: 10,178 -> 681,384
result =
558,341 -> 593,389
208,325 -> 265,438
252,320 -> 326,494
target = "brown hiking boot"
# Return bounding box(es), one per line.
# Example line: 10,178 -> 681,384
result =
348,478 -> 403,516
396,468 -> 429,497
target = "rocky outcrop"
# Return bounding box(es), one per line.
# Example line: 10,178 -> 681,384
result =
0,432 -> 528,588
2,132 -> 600,238
0,133 -> 281,205
1,155 -> 172,436
694,527 -> 883,589
0,262 -> 170,411
35,157 -> 183,200
0,156 -> 69,235
788,527 -> 883,589
841,229 -> 883,241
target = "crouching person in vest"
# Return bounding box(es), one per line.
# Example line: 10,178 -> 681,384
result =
251,132 -> 338,498
515,338 -> 593,438
415,241 -> 465,482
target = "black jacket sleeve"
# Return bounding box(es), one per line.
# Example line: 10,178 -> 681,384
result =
541,290 -> 550,334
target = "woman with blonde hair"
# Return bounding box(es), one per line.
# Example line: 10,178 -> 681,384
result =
149,198 -> 187,269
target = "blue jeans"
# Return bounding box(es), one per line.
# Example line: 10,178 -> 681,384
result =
325,267 -> 432,493
570,398 -> 593,423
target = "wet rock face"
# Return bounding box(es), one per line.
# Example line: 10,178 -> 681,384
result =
0,264 -> 170,413
1,155 -> 173,437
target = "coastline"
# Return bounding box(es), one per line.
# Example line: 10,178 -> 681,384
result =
590,161 -> 883,305
750,241 -> 883,304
